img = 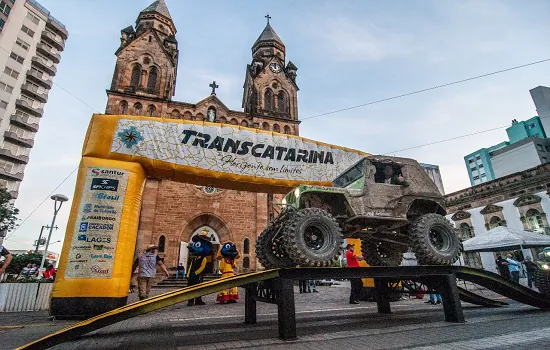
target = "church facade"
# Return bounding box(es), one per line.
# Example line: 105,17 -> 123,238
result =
104,0 -> 300,272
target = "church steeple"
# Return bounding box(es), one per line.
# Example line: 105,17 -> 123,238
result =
136,0 -> 176,37
252,15 -> 285,61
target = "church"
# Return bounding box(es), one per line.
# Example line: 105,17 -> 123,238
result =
104,0 -> 301,272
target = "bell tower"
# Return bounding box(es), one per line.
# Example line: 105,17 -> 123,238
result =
242,15 -> 299,124
106,0 -> 179,114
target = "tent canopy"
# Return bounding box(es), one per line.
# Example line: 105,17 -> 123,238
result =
462,226 -> 550,253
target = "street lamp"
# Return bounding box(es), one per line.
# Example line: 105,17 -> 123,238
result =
38,194 -> 68,277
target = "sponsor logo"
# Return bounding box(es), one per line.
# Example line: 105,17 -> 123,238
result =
83,203 -> 92,213
75,253 -> 82,259
75,265 -> 79,270
87,215 -> 116,222
93,244 -> 114,251
79,223 -> 88,232
77,234 -> 87,241
96,193 -> 120,201
91,265 -> 109,275
91,168 -> 125,177
91,205 -> 117,215
91,253 -> 113,259
85,236 -> 112,244
72,245 -> 91,250
91,178 -> 119,191
88,223 -> 114,231
69,259 -> 87,263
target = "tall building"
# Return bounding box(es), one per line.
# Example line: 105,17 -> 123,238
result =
0,0 -> 67,199
530,86 -> 550,136
464,141 -> 509,185
492,137 -> 550,178
105,1 -> 299,271
419,163 -> 445,195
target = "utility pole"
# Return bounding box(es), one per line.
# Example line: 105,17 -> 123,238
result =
35,225 -> 57,254
38,194 -> 68,277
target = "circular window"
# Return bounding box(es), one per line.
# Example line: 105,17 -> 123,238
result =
195,185 -> 222,194
143,57 -> 151,64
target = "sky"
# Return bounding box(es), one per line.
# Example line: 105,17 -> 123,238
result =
4,0 -> 550,252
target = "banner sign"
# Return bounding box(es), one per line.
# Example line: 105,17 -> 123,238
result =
110,119 -> 365,183
64,167 -> 129,279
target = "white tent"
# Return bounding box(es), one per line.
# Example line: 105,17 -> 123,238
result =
462,226 -> 550,253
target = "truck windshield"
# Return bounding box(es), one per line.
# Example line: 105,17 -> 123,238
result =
332,159 -> 365,188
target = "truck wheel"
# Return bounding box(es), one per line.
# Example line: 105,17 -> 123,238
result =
408,214 -> 461,265
256,225 -> 295,269
283,208 -> 343,267
362,239 -> 405,266
535,268 -> 550,295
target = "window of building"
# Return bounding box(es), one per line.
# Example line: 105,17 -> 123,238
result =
146,105 -> 156,116
30,66 -> 43,78
10,52 -> 25,64
26,80 -> 39,90
26,11 -> 40,25
158,235 -> 166,253
15,38 -> 30,51
480,173 -> 486,177
473,175 -> 479,180
4,66 -> 19,79
147,67 -> 157,91
475,155 -> 481,160
262,122 -> 269,130
40,41 -> 54,51
489,216 -> 504,229
0,18 -> 5,31
0,99 -> 7,109
21,25 -> 35,37
0,159 -> 14,173
468,158 -> 474,164
264,89 -> 273,111
21,95 -> 35,105
459,223 -> 472,241
273,124 -> 280,133
242,257 -> 250,269
528,123 -> 536,129
130,64 -> 141,88
134,102 -> 142,115
0,81 -> 14,93
478,163 -> 484,168
0,2 -> 11,15
243,238 -> 250,254
546,145 -> 550,152
526,209 -> 544,232
119,101 -> 128,114
277,91 -> 286,113
283,125 -> 291,134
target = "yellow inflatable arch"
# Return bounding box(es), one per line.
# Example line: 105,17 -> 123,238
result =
51,114 -> 368,318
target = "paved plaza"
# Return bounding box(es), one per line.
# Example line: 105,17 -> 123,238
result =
1,282 -> 550,349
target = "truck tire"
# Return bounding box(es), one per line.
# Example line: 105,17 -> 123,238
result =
535,268 -> 550,295
408,214 -> 461,265
362,239 -> 405,267
283,208 -> 343,267
256,225 -> 295,269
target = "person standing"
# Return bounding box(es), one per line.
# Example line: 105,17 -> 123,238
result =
176,263 -> 186,280
0,245 -> 12,277
495,254 -> 510,279
43,264 -> 56,280
506,254 -> 521,284
299,279 -> 308,293
132,244 -> 170,300
346,243 -> 364,304
522,256 -> 537,288
309,279 -> 319,293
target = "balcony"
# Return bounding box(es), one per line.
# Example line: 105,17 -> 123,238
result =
15,99 -> 43,117
41,30 -> 65,51
10,114 -> 39,132
31,56 -> 56,76
46,18 -> 68,41
26,70 -> 52,89
4,131 -> 34,148
0,168 -> 23,182
36,43 -> 60,64
21,84 -> 48,103
0,149 -> 29,164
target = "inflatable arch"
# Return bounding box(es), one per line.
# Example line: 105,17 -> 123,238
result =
51,114 -> 368,318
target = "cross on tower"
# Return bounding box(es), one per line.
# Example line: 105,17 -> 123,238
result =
265,13 -> 271,24
209,81 -> 219,95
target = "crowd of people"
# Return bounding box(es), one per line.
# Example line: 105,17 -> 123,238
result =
495,253 -> 537,288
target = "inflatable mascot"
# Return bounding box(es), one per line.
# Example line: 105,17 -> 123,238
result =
216,241 -> 240,303
186,232 -> 214,306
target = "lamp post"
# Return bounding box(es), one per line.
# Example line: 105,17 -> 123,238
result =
39,194 -> 68,277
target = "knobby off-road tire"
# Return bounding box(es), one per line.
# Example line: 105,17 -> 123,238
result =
408,213 -> 461,265
361,239 -> 406,267
256,225 -> 295,269
282,208 -> 343,267
535,268 -> 550,295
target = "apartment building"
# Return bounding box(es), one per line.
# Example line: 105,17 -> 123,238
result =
0,0 -> 67,199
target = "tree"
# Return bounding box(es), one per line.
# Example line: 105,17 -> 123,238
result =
0,187 -> 19,233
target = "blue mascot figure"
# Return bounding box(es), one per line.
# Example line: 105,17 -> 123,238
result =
216,241 -> 240,304
186,232 -> 214,306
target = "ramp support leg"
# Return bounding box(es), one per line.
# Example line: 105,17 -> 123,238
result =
277,278 -> 297,340
245,285 -> 257,325
438,274 -> 465,323
374,278 -> 391,314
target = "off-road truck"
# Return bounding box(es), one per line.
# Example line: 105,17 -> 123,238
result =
535,247 -> 550,295
256,156 -> 462,268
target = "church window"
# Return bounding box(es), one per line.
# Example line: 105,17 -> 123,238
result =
489,216 -> 504,229
283,125 -> 291,134
148,36 -> 152,42
130,64 -> 141,88
273,124 -> 280,133
147,67 -> 158,92
218,117 -> 227,123
526,209 -> 544,232
262,122 -> 270,131
134,102 -> 142,115
146,105 -> 156,116
230,118 -> 238,125
244,238 -> 250,254
459,223 -> 472,241
119,100 -> 128,114
158,235 -> 166,253
243,257 -> 250,269
264,89 -> 274,111
196,113 -> 204,121
277,91 -> 287,113
240,120 -> 248,127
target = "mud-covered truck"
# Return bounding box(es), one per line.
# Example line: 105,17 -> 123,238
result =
256,155 -> 462,268
536,247 -> 550,295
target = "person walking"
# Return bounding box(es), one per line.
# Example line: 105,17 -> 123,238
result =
522,256 -> 537,288
425,294 -> 442,305
346,243 -> 364,304
506,254 -> 521,284
132,244 -> 170,300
